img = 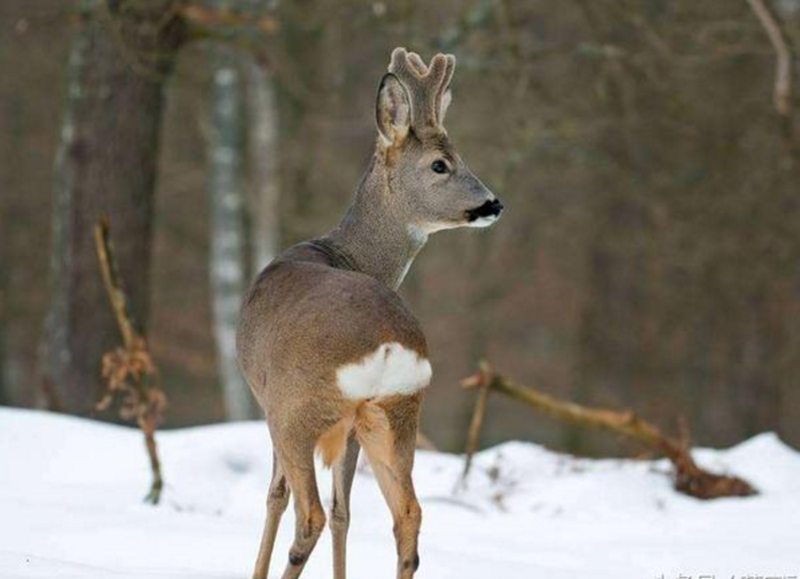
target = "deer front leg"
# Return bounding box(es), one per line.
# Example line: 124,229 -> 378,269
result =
356,395 -> 423,579
330,432 -> 360,579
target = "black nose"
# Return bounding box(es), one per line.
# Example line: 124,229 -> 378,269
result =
467,198 -> 504,221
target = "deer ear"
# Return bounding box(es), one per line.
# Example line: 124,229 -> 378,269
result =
375,73 -> 410,146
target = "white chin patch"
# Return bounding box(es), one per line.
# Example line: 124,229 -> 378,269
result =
412,222 -> 458,235
467,214 -> 499,228
336,342 -> 432,400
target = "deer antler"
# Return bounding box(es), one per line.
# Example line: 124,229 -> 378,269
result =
388,47 -> 456,133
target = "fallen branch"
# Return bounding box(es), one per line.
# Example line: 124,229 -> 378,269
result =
460,361 -> 757,500
94,216 -> 166,505
459,373 -> 491,485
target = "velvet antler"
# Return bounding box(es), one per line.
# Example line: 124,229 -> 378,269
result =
388,47 -> 456,134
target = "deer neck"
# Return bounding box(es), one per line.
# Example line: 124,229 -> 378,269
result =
323,155 -> 427,290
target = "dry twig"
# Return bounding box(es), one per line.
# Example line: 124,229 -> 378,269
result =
460,362 -> 757,500
94,216 -> 166,505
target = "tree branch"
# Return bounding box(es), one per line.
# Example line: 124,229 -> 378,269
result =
746,0 -> 792,118
746,0 -> 797,163
180,4 -> 278,40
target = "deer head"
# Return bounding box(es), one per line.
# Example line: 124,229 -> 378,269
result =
374,47 -> 503,234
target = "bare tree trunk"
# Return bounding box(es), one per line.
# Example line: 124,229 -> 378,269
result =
43,1 -> 185,414
208,45 -> 256,421
245,59 -> 280,273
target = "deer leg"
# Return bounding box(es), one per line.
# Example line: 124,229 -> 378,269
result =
356,396 -> 423,579
331,432 -> 360,579
278,449 -> 326,579
253,451 -> 290,579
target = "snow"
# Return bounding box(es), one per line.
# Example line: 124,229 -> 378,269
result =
1,407 -> 798,579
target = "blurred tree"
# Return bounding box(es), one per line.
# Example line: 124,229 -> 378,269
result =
43,0 -> 185,413
245,58 -> 280,274
207,44 -> 256,420
203,0 -> 280,421
4,0 -> 799,449
273,0 -> 331,245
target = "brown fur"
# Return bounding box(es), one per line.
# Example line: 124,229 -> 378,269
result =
316,410 -> 355,467
237,47 -> 499,579
316,397 -> 406,469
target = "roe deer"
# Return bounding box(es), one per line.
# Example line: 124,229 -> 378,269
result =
237,47 -> 503,579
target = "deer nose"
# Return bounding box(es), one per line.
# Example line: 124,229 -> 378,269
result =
467,198 -> 504,221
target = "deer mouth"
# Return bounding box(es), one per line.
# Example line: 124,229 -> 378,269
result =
465,198 -> 504,227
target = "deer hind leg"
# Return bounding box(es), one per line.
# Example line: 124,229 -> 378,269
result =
277,447 -> 326,579
253,451 -> 290,579
355,395 -> 423,579
330,431 -> 360,579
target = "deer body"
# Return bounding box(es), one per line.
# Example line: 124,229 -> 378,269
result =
237,48 -> 502,579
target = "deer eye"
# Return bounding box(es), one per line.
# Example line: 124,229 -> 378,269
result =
431,159 -> 449,174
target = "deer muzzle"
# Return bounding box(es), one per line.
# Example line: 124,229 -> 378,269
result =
466,198 -> 504,222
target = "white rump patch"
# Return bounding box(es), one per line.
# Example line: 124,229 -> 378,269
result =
336,342 -> 432,400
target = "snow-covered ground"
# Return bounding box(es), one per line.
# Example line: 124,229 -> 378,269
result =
1,407 -> 798,579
